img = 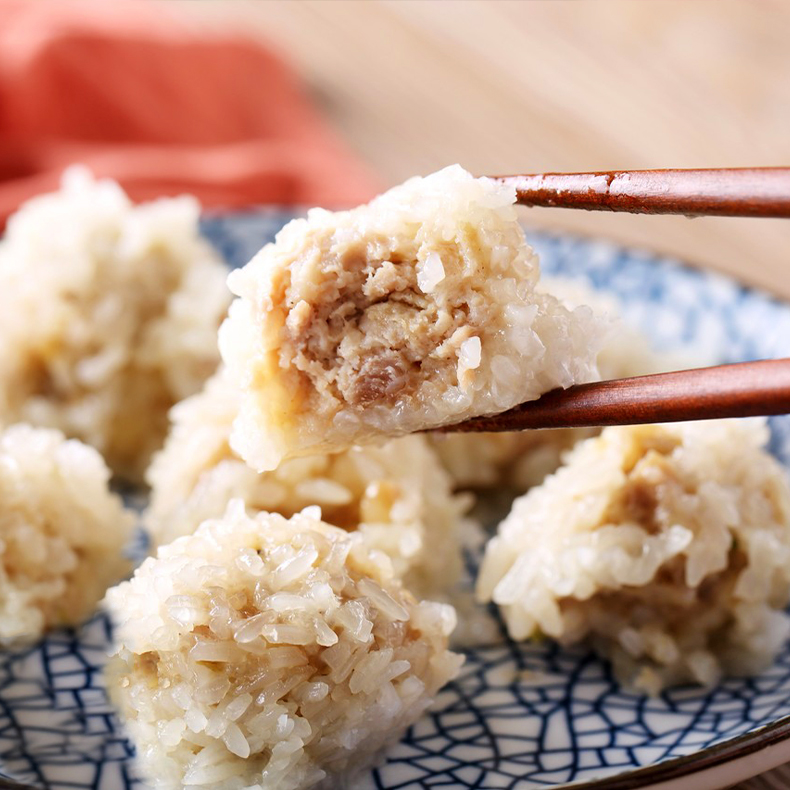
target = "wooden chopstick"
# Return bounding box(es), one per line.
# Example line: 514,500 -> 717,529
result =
440,359 -> 790,433
491,167 -> 790,218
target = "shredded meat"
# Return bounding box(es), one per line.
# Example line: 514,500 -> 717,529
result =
283,232 -> 459,408
341,351 -> 412,407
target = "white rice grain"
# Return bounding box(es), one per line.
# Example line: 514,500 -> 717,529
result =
0,423 -> 134,643
0,168 -> 230,480
478,419 -> 790,693
219,165 -> 605,471
144,369 -> 473,603
104,506 -> 462,790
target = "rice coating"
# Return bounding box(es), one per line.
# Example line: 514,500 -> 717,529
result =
0,423 -> 134,643
145,369 -> 471,602
219,165 -> 604,472
0,167 -> 230,481
430,276 -> 696,491
477,420 -> 790,694
105,505 -> 462,790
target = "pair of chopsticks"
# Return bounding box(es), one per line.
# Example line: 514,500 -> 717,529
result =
447,168 -> 790,434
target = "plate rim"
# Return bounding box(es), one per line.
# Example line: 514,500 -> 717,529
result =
561,713 -> 790,789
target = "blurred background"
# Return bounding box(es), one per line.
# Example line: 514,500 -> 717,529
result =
1,0 -> 789,297
182,0 -> 790,297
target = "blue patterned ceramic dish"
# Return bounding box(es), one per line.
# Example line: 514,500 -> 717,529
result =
3,212 -> 790,790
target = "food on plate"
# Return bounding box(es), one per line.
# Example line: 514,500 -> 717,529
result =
0,167 -> 230,481
219,165 -> 605,472
429,421 -> 591,493
145,369 -> 471,602
3,165 -> 788,790
477,419 -> 790,694
105,505 -> 462,790
430,276 -> 696,491
0,423 -> 134,643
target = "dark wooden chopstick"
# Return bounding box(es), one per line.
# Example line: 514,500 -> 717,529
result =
490,167 -> 790,218
441,359 -> 790,433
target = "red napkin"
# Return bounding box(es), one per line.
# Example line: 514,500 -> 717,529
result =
0,0 -> 381,222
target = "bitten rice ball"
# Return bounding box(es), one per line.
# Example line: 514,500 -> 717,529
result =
145,370 -> 471,602
219,165 -> 605,472
105,505 -> 462,790
430,276 -> 696,491
0,167 -> 231,481
0,424 -> 134,643
477,420 -> 790,694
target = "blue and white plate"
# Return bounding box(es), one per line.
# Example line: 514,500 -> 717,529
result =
3,212 -> 790,790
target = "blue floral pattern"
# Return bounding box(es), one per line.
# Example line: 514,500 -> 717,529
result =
2,211 -> 789,789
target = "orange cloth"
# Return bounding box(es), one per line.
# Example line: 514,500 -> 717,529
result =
0,0 -> 381,222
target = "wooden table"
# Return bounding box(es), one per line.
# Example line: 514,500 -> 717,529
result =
178,2 -> 790,787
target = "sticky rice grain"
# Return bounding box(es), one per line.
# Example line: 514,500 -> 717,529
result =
0,167 -> 230,480
219,165 -> 605,471
0,423 -> 134,643
145,369 -> 472,602
105,506 -> 462,790
478,420 -> 790,693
